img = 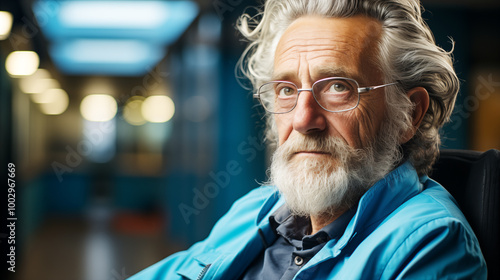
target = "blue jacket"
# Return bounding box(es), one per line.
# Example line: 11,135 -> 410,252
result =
128,162 -> 487,279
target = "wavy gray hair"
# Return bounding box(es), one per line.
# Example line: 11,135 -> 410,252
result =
236,0 -> 459,175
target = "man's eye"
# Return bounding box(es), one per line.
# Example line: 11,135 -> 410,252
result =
278,87 -> 295,97
329,83 -> 348,93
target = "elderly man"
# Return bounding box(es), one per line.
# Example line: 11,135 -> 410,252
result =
129,0 -> 486,279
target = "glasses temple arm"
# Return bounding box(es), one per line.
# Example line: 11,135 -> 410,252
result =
358,82 -> 398,93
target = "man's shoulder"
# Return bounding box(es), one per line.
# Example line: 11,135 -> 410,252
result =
413,178 -> 468,222
376,180 -> 485,278
373,178 -> 476,245
351,176 -> 474,249
354,164 -> 471,239
342,179 -> 485,279
388,178 -> 470,228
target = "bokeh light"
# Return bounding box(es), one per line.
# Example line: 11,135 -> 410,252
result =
26,80 -> 61,101
37,89 -> 69,115
0,11 -> 13,40
30,85 -> 64,103
19,69 -> 53,94
142,95 -> 175,123
5,51 -> 40,76
80,94 -> 117,122
123,96 -> 146,126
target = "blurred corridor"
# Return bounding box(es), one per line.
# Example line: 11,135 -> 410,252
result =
0,0 -> 499,280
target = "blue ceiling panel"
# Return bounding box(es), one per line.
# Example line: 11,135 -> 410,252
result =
49,39 -> 166,76
32,0 -> 198,76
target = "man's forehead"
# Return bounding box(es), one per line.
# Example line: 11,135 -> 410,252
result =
272,15 -> 382,83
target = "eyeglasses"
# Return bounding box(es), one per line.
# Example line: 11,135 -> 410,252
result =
253,77 -> 398,114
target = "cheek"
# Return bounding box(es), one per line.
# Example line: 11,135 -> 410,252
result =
353,102 -> 386,142
331,103 -> 385,148
326,112 -> 363,147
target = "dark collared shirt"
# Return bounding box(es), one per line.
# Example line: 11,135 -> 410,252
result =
241,205 -> 356,280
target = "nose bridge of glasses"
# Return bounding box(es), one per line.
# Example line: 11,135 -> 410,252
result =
296,88 -> 314,94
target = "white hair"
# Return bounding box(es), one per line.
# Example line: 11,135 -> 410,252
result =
236,0 -> 460,175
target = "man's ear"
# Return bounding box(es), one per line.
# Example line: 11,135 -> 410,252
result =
400,87 -> 430,144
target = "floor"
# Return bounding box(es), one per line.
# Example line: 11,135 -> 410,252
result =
15,204 -> 186,280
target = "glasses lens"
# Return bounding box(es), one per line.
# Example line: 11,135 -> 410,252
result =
313,78 -> 359,112
258,81 -> 298,113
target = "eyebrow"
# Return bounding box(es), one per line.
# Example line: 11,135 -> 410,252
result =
271,65 -> 362,84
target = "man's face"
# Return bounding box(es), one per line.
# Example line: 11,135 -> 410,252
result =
269,16 -> 401,216
273,15 -> 386,154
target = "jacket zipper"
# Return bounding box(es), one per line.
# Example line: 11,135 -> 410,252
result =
197,264 -> 211,280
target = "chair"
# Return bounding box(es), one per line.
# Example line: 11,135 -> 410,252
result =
431,149 -> 500,279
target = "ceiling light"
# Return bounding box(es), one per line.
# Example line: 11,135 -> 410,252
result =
142,95 -> 175,123
19,69 -> 52,93
49,39 -> 165,76
123,96 -> 146,126
0,11 -> 13,40
5,51 -> 40,77
38,89 -> 69,115
59,1 -> 167,29
33,0 -> 198,44
80,94 -> 117,122
30,85 -> 64,104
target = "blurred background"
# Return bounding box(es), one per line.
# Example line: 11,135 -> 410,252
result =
0,0 -> 499,279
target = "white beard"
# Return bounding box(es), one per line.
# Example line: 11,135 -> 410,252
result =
269,124 -> 401,217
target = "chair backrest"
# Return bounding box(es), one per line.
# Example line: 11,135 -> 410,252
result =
431,149 -> 500,279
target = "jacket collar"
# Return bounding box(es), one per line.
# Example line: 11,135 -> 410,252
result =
255,161 -> 423,254
344,161 -> 422,242
311,161 -> 424,262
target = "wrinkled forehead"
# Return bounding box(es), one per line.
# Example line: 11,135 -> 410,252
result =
273,15 -> 383,82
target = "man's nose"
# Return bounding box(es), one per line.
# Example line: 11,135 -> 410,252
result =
292,89 -> 327,135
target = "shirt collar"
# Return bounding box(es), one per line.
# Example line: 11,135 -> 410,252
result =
269,205 -> 356,250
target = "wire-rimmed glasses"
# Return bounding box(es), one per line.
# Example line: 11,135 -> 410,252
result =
253,77 -> 398,114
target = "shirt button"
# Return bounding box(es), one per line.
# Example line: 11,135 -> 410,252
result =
294,256 -> 304,266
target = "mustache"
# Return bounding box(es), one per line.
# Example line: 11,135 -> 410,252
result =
277,133 -> 352,160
